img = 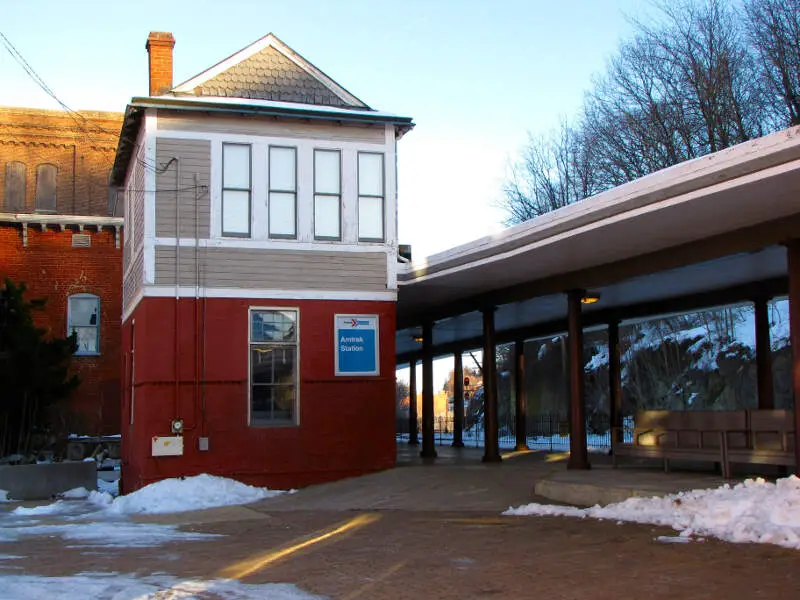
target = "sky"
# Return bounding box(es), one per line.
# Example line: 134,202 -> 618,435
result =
0,0 -> 644,388
0,0 -> 643,260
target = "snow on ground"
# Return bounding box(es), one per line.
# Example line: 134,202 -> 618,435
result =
0,573 -> 324,599
0,491 -> 9,502
504,475 -> 800,549
0,474 -> 287,549
107,473 -> 286,515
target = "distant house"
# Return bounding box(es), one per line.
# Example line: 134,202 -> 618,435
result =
0,106 -> 124,436
111,32 -> 414,492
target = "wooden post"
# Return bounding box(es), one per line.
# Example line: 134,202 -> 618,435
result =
482,307 -> 502,463
408,358 -> 418,445
452,351 -> 465,448
567,290 -> 590,470
787,241 -> 800,474
754,296 -> 774,410
514,340 -> 529,451
421,321 -> 437,459
608,320 -> 623,447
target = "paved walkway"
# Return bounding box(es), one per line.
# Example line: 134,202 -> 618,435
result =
2,445 -> 795,599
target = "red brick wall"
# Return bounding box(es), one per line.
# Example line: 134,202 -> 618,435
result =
0,106 -> 123,216
0,223 -> 122,435
120,296 -> 397,493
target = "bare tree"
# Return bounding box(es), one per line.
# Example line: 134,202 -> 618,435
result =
502,0 -> 777,225
745,0 -> 800,126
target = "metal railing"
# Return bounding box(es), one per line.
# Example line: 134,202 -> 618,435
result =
396,414 -> 634,451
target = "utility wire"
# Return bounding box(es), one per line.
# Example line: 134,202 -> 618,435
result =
0,29 -> 165,176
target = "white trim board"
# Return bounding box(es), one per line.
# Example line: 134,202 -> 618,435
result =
171,34 -> 365,108
143,286 -> 397,302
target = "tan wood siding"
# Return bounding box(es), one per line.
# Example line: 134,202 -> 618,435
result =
156,110 -> 385,144
123,249 -> 144,314
155,138 -> 211,238
154,246 -> 387,291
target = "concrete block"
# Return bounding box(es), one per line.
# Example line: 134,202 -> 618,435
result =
0,462 -> 97,500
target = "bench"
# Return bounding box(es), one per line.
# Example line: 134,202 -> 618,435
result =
612,410 -> 795,478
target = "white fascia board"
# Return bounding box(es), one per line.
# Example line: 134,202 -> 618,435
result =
154,237 -> 391,255
148,95 -> 406,121
401,155 -> 800,287
172,34 -> 278,93
171,34 -> 364,107
143,286 -> 397,302
0,213 -> 123,227
406,125 -> 800,277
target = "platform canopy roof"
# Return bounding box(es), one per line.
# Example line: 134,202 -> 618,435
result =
396,126 -> 800,361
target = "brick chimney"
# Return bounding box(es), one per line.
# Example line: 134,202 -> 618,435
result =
146,32 -> 175,96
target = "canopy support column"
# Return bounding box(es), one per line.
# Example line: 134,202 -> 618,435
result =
608,320 -> 623,448
567,290 -> 590,470
754,296 -> 774,410
420,321 -> 437,459
514,340 -> 529,451
788,241 -> 800,473
482,307 -> 501,463
452,351 -> 464,448
408,358 -> 418,446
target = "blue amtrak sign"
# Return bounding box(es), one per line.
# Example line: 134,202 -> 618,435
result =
335,314 -> 379,376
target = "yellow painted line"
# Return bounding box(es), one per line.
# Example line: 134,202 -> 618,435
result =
545,452 -> 570,462
340,560 -> 408,600
218,512 -> 381,580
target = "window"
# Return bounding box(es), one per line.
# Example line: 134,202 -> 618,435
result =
4,162 -> 26,211
249,308 -> 298,426
222,143 -> 251,236
314,149 -> 341,240
68,294 -> 100,355
35,164 -> 57,212
358,153 -> 385,241
268,146 -> 297,238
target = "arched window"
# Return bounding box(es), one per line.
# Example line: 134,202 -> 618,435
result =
4,162 -> 26,211
68,294 -> 100,355
35,164 -> 58,212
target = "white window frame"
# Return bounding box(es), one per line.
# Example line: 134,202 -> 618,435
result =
268,145 -> 298,239
222,142 -> 252,237
67,293 -> 100,356
357,152 -> 386,242
248,306 -> 300,427
313,149 -> 342,241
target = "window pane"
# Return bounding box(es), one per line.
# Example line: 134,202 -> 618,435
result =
269,192 -> 296,237
359,196 -> 384,240
4,162 -> 25,211
251,310 -> 297,342
72,326 -> 98,354
223,190 -> 250,234
223,144 -> 250,189
314,194 -> 341,238
269,147 -> 296,191
251,385 -> 295,424
251,347 -> 274,383
314,150 -> 340,194
358,153 -> 383,196
70,297 -> 99,326
273,347 -> 296,385
36,164 -> 57,211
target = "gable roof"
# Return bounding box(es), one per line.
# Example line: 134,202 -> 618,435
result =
171,33 -> 368,109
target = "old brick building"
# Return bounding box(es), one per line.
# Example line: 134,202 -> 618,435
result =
0,106 -> 124,435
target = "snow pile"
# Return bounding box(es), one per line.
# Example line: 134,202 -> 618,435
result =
0,573 -> 324,599
60,487 -> 90,499
97,478 -> 119,497
0,490 -> 10,502
107,473 -> 285,515
504,476 -> 800,549
12,501 -> 72,517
